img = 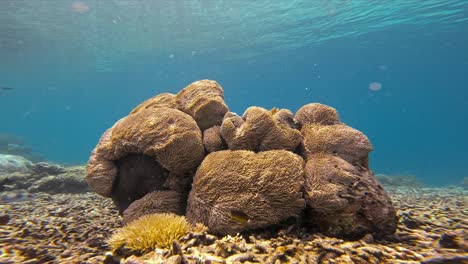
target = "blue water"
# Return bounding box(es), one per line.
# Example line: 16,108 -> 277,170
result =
0,0 -> 467,186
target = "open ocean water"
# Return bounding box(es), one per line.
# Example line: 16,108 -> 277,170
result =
1,0 -> 467,186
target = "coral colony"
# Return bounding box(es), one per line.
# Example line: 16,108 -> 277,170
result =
86,80 -> 397,252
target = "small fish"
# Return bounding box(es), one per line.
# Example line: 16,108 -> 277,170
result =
0,87 -> 14,91
0,191 -> 37,204
230,210 -> 251,225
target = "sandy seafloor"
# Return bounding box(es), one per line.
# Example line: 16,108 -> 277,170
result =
0,187 -> 466,264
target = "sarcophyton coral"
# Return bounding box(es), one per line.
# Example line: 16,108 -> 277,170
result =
86,79 -> 397,241
220,107 -> 302,152
107,213 -> 190,252
86,107 -> 204,213
186,150 -> 305,235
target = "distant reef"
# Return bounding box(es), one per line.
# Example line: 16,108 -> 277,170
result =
0,154 -> 89,194
375,174 -> 424,189
86,80 -> 398,240
0,133 -> 44,162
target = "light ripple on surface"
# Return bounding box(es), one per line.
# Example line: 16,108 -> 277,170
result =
0,0 -> 466,68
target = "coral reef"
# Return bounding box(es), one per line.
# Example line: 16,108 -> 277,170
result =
0,163 -> 89,194
30,162 -> 66,176
85,79 -> 396,242
29,166 -> 89,194
0,133 -> 44,162
0,154 -> 33,173
186,150 -> 305,235
376,173 -> 424,189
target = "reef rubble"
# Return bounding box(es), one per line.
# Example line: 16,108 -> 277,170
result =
0,187 -> 466,263
0,160 -> 89,194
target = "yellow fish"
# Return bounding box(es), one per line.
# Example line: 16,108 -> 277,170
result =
230,210 -> 251,225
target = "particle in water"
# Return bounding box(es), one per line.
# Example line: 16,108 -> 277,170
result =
71,1 -> 90,13
369,82 -> 382,91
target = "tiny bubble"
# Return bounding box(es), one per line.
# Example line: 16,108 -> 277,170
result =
369,82 -> 382,91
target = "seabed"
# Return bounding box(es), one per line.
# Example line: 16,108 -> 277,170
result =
0,184 -> 466,263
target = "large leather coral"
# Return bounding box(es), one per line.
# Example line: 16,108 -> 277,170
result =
86,79 -> 397,239
296,104 -> 397,238
129,93 -> 177,115
186,150 -> 305,235
176,80 -> 229,131
86,107 -> 204,212
220,107 -> 302,152
304,154 -> 397,238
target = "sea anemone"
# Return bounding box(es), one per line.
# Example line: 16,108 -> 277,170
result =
107,213 -> 190,252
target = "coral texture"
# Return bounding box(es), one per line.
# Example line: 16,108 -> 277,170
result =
220,107 -> 302,152
176,80 -> 229,131
86,107 -> 204,212
129,93 -> 177,115
301,124 -> 372,166
186,150 -> 305,235
122,191 -> 185,225
295,103 -> 340,126
304,154 -> 397,238
202,126 -> 227,153
296,104 -> 396,238
85,79 -> 396,240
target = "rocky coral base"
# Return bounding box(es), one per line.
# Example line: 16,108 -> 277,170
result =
0,188 -> 466,263
0,163 -> 89,194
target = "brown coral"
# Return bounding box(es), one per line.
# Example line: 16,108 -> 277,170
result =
85,80 -> 397,241
86,107 -> 204,212
304,154 -> 397,238
129,93 -> 177,115
295,103 -> 340,126
220,107 -> 302,152
301,124 -> 372,166
122,191 -> 185,225
176,80 -> 229,131
203,126 -> 227,153
186,150 -> 305,235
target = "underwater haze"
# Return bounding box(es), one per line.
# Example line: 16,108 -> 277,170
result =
0,0 -> 467,186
